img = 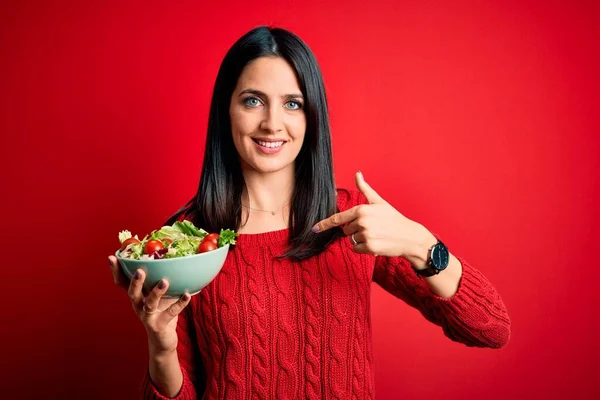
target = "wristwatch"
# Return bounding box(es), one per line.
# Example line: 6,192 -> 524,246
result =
414,239 -> 450,277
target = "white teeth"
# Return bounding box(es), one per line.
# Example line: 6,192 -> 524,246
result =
257,140 -> 284,148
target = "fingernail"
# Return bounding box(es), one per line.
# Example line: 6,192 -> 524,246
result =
133,270 -> 141,280
311,224 -> 321,233
182,293 -> 190,301
158,280 -> 166,289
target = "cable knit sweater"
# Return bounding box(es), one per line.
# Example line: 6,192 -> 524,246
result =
141,188 -> 511,399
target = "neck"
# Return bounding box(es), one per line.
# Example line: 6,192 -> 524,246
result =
241,164 -> 295,211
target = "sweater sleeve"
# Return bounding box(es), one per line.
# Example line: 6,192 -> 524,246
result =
373,253 -> 511,348
139,299 -> 202,399
337,187 -> 511,348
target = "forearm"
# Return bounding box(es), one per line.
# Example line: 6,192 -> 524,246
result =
374,223 -> 510,347
149,346 -> 183,398
404,225 -> 462,298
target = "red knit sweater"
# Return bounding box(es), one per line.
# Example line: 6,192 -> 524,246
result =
141,189 -> 511,399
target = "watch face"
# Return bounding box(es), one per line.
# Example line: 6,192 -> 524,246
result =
431,242 -> 449,271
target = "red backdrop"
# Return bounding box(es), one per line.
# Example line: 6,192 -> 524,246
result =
2,0 -> 598,398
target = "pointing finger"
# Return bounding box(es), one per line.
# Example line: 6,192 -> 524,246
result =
312,206 -> 360,233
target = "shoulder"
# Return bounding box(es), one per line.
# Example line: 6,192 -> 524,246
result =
335,187 -> 368,212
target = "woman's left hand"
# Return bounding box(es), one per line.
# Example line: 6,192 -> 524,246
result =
312,171 -> 436,261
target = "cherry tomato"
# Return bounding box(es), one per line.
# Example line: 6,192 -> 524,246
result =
204,233 -> 220,245
162,238 -> 173,246
144,239 -> 165,255
120,237 -> 140,251
198,239 -> 218,253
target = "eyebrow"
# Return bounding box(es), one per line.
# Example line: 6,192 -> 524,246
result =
239,89 -> 304,99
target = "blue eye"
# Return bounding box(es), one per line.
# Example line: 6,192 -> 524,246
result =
243,97 -> 261,108
285,100 -> 303,110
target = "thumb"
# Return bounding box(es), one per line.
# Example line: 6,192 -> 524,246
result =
355,171 -> 385,204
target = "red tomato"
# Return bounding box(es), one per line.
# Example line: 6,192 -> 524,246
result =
198,239 -> 218,253
162,238 -> 173,246
204,233 -> 220,245
120,237 -> 140,251
144,239 -> 165,254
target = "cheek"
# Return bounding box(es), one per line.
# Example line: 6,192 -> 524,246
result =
229,110 -> 242,135
287,115 -> 307,140
231,110 -> 258,138
294,121 -> 307,142
229,112 -> 247,154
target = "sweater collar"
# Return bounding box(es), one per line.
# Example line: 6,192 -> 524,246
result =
236,228 -> 290,247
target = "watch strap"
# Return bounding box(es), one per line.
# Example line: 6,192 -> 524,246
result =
414,266 -> 440,277
413,240 -> 442,277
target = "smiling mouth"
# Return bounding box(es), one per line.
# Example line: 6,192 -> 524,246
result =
252,139 -> 285,148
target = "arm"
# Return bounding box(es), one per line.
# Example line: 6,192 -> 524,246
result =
320,183 -> 510,347
373,248 -> 511,348
141,300 -> 202,399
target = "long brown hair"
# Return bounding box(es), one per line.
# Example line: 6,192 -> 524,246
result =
165,26 -> 342,260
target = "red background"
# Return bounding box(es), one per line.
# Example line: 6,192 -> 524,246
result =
2,0 -> 599,398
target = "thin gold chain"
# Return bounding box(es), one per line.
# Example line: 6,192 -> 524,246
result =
241,201 -> 291,216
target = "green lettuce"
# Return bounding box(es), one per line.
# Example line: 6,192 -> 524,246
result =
174,220 -> 207,238
150,226 -> 187,241
218,229 -> 238,247
163,235 -> 203,258
118,219 -> 235,260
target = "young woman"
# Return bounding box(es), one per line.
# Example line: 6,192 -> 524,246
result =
108,26 -> 510,399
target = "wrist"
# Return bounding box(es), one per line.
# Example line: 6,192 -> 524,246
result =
407,224 -> 437,270
149,343 -> 178,363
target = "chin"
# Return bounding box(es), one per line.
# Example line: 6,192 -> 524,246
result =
245,158 -> 295,174
254,163 -> 293,174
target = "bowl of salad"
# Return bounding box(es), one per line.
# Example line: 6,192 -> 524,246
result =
115,220 -> 237,298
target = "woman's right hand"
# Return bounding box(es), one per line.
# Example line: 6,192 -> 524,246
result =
108,255 -> 192,355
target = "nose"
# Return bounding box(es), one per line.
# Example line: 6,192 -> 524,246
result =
259,104 -> 284,133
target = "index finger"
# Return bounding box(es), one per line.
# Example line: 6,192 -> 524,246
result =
312,206 -> 360,233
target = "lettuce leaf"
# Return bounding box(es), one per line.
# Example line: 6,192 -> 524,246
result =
118,230 -> 132,243
218,229 -> 238,247
121,242 -> 143,259
164,235 -> 203,258
174,220 -> 207,238
151,226 -> 187,241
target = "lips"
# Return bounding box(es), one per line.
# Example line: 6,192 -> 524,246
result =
252,138 -> 286,154
252,138 -> 286,148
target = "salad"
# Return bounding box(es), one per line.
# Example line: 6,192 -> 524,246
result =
118,219 -> 237,260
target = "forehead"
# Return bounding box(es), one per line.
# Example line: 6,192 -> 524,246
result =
236,56 -> 301,93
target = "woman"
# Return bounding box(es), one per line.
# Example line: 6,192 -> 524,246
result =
108,26 -> 510,399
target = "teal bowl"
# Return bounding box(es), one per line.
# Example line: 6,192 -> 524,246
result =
116,244 -> 230,298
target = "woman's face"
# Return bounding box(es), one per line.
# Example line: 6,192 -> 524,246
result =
229,56 -> 306,174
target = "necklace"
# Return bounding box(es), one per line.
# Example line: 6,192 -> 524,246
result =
241,201 -> 291,216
